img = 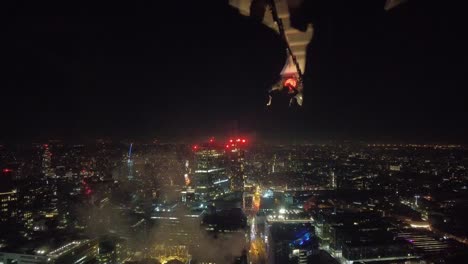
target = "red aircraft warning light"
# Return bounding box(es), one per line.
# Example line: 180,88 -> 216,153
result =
2,168 -> 12,173
228,138 -> 247,144
284,77 -> 298,89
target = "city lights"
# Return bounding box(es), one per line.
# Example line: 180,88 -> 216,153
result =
0,136 -> 456,264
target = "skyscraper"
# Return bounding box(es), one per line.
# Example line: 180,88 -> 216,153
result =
192,142 -> 228,201
330,171 -> 337,190
0,168 -> 17,224
41,144 -> 54,177
226,138 -> 248,192
127,143 -> 134,181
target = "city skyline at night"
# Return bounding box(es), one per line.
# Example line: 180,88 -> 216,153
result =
1,138 -> 468,263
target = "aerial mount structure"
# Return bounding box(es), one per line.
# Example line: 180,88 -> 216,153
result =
230,0 -> 313,107
229,0 -> 408,107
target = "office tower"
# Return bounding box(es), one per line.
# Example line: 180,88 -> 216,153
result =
226,138 -> 247,192
127,143 -> 134,181
0,168 -> 17,224
192,142 -> 228,201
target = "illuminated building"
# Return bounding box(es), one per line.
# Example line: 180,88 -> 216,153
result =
36,144 -> 60,219
0,168 -> 17,224
314,210 -> 421,263
97,237 -> 128,264
397,231 -> 450,255
181,188 -> 195,204
0,239 -> 99,264
151,204 -> 204,248
331,224 -> 418,263
41,178 -> 58,219
41,144 -> 54,177
198,208 -> 248,263
0,252 -> 47,264
243,193 -> 254,211
149,205 -> 203,263
192,142 -> 228,200
341,240 -> 417,264
127,143 -> 134,181
152,245 -> 190,264
48,240 -> 99,264
183,160 -> 191,186
330,171 -> 337,190
226,138 -> 248,192
389,165 -> 401,171
17,183 -> 35,230
0,189 -> 17,224
266,222 -> 318,264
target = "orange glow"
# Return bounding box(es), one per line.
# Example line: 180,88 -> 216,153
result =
184,174 -> 191,186
284,77 -> 297,89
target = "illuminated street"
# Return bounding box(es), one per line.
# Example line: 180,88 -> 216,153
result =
247,193 -> 267,264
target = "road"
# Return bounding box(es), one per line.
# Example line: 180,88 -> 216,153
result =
246,189 -> 267,264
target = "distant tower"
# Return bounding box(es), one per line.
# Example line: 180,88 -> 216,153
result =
226,138 -> 248,192
414,195 -> 420,208
272,154 -> 277,173
192,141 -> 228,201
0,168 -> 17,224
184,160 -> 191,186
127,143 -> 134,181
330,171 -> 337,190
42,144 -> 54,177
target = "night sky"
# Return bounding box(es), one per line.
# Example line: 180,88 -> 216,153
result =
3,0 -> 468,143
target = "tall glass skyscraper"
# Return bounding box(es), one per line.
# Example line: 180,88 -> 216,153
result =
192,143 -> 229,201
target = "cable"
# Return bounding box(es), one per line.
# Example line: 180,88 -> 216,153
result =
268,0 -> 304,82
